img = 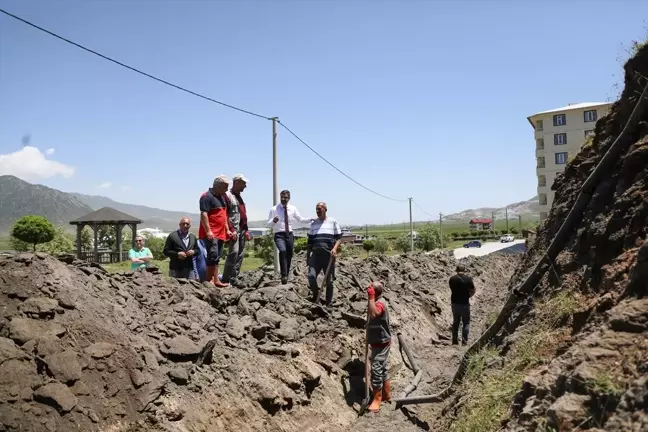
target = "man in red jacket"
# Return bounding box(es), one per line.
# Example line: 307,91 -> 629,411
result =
199,175 -> 235,287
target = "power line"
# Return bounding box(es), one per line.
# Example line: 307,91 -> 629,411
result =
278,121 -> 407,202
1,7 -> 407,203
0,8 -> 271,120
412,199 -> 436,218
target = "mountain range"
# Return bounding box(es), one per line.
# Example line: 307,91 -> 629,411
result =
0,175 -> 540,233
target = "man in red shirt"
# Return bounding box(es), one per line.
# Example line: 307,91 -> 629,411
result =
199,175 -> 235,287
366,281 -> 392,413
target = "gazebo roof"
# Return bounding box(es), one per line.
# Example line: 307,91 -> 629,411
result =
69,207 -> 142,225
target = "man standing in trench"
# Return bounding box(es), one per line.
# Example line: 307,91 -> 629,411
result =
366,281 -> 392,413
222,174 -> 252,287
267,190 -> 311,284
199,175 -> 235,287
306,202 -> 342,307
449,264 -> 476,345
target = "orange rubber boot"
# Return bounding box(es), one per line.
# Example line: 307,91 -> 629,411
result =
368,388 -> 382,413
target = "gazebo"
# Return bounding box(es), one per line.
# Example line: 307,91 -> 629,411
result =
69,207 -> 142,263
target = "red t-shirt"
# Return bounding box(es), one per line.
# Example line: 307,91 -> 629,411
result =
199,189 -> 228,241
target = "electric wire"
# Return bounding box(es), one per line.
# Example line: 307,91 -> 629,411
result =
412,199 -> 436,218
0,7 -> 428,207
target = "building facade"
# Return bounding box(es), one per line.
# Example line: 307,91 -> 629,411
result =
469,218 -> 493,231
527,102 -> 612,221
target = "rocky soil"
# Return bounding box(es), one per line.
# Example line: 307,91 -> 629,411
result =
0,248 -> 518,432
448,44 -> 648,431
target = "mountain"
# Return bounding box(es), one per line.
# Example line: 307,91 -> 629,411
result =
443,196 -> 541,221
0,175 -> 94,232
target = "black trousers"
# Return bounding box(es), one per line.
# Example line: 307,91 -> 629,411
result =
274,232 -> 294,278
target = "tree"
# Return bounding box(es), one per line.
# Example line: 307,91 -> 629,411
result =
362,239 -> 375,255
460,232 -> 470,238
394,233 -> 412,253
293,237 -> 309,254
415,223 -> 442,252
8,235 -> 30,252
10,216 -> 56,252
140,233 -> 166,260
80,227 -> 93,250
373,237 -> 390,254
500,229 -> 508,235
255,235 -> 275,265
39,226 -> 75,255
510,227 -> 519,235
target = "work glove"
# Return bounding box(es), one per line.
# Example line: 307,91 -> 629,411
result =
367,284 -> 375,300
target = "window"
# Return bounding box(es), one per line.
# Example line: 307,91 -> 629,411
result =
554,133 -> 567,145
539,194 -> 547,205
584,129 -> 594,138
538,175 -> 546,187
553,114 -> 566,127
584,110 -> 597,123
555,152 -> 568,164
536,120 -> 543,131
537,157 -> 545,168
536,138 -> 544,149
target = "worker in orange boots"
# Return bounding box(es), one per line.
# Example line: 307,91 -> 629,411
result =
366,281 -> 392,413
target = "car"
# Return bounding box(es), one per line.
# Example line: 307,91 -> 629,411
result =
463,240 -> 482,248
500,234 -> 514,243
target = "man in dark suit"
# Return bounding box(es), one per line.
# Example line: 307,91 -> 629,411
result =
163,217 -> 200,279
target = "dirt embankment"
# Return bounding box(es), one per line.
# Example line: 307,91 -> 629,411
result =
0,249 -> 517,432
447,44 -> 648,432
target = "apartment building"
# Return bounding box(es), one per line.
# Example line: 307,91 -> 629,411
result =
527,102 -> 612,221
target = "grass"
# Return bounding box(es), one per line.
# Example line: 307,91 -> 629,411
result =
452,290 -> 580,432
350,219 -> 538,239
586,373 -> 621,397
102,256 -> 265,274
0,236 -> 10,251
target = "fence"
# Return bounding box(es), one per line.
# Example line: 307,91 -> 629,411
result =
79,251 -> 129,264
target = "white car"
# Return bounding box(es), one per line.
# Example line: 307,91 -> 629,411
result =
500,234 -> 514,243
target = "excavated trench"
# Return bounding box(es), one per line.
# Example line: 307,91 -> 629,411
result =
0,250 -> 519,432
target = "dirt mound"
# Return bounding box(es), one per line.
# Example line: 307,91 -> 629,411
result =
0,249 -> 518,432
446,44 -> 648,431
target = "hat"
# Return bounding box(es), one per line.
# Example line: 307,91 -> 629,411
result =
232,174 -> 248,183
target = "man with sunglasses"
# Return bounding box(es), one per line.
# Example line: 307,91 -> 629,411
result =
163,217 -> 200,279
129,235 -> 153,271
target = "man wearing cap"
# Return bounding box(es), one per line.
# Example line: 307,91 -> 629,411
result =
199,175 -> 236,287
268,190 -> 312,284
448,264 -> 476,345
222,174 -> 252,287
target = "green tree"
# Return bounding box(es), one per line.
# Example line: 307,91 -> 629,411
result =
8,235 -> 30,252
373,237 -> 390,254
293,237 -> 309,254
80,227 -> 93,250
460,232 -> 470,238
416,223 -> 443,251
500,229 -> 508,235
395,233 -> 411,253
39,226 -> 75,255
140,233 -> 167,260
510,227 -> 519,235
10,216 -> 56,252
362,239 -> 375,255
255,235 -> 275,265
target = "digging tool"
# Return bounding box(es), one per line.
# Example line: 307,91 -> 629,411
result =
358,311 -> 371,416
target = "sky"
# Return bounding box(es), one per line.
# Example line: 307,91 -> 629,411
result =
1,0 -> 647,225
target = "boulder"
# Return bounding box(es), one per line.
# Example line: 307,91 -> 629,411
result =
9,318 -> 66,344
34,382 -> 78,413
45,350 -> 83,384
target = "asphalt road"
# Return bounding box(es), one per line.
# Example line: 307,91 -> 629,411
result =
453,239 -> 526,259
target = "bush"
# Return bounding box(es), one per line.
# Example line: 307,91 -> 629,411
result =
373,237 -> 390,254
10,216 -> 56,252
39,226 -> 75,255
510,227 -> 519,235
395,233 -> 411,253
460,232 -> 470,238
255,235 -> 275,265
140,233 -> 167,260
293,237 -> 309,254
500,229 -> 508,235
362,239 -> 375,253
416,223 -> 442,251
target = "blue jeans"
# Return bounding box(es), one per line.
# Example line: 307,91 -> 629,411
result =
452,303 -> 471,345
274,232 -> 294,278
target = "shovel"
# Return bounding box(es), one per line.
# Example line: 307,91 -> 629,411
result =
312,251 -> 335,306
358,312 -> 371,416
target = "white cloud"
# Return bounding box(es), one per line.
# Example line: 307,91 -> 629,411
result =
45,148 -> 55,155
121,185 -> 132,191
98,182 -> 112,189
0,146 -> 75,181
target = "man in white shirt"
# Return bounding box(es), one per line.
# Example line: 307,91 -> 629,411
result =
267,189 -> 311,284
306,202 -> 342,307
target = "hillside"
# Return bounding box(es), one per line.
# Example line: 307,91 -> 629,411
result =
0,176 -> 94,232
442,196 -> 540,221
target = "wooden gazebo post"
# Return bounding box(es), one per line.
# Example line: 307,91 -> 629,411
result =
70,207 -> 142,263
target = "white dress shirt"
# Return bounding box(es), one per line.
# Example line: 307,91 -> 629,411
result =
267,203 -> 310,234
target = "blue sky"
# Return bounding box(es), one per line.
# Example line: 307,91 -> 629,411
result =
1,0 -> 646,225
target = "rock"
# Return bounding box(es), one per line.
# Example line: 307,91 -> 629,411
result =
136,378 -> 165,412
45,350 -> 83,384
35,336 -> 65,357
274,318 -> 299,341
250,325 -> 269,341
168,368 -> 189,385
56,289 -> 77,309
608,299 -> 648,333
9,318 -> 66,344
0,337 -> 29,363
84,342 -> 116,359
225,316 -> 246,340
142,351 -> 159,371
129,369 -> 152,388
20,297 -> 59,318
256,308 -> 284,328
34,382 -> 78,413
547,393 -> 590,430
160,336 -> 200,361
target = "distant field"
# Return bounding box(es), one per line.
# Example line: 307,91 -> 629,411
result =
102,257 -> 265,275
350,219 -> 538,238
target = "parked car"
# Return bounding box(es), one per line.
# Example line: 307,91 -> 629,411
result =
463,240 -> 482,248
500,234 -> 514,243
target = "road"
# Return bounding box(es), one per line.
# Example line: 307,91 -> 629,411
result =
453,239 -> 526,259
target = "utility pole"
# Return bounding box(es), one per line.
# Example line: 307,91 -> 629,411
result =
271,117 -> 279,277
518,215 -> 522,233
365,224 -> 368,239
439,213 -> 444,248
408,198 -> 414,252
505,206 -> 509,233
491,211 -> 495,235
